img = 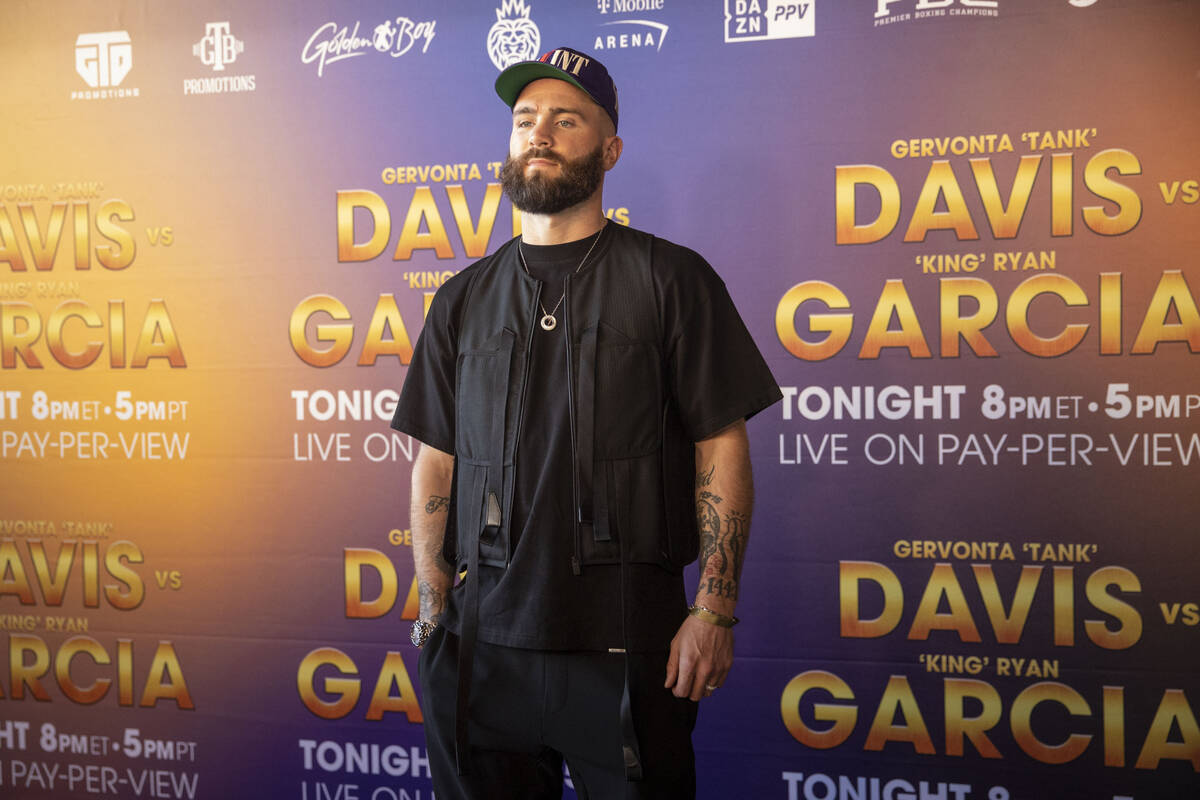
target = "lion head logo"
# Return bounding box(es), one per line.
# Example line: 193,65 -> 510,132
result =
487,0 -> 540,71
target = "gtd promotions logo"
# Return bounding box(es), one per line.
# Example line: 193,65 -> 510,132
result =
724,1 -> 815,44
487,0 -> 540,70
72,30 -> 140,100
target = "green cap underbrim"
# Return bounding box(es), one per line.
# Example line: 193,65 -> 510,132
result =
495,62 -> 589,108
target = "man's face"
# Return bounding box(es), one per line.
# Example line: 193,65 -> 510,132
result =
501,78 -> 618,215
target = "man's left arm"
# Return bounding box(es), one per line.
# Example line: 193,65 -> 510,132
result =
665,418 -> 753,701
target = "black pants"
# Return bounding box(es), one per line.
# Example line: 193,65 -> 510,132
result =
419,627 -> 698,800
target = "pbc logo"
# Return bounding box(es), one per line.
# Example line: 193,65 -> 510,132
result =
193,22 -> 244,71
875,0 -> 998,18
724,1 -> 814,43
75,31 -> 133,88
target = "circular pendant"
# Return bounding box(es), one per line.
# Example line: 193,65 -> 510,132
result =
540,314 -> 557,331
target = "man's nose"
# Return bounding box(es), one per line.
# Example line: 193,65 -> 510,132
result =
527,118 -> 552,148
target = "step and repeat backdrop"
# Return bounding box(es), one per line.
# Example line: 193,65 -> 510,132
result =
2,1 -> 1198,798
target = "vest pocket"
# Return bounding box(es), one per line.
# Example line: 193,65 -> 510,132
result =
454,329 -> 514,461
454,329 -> 514,568
592,324 -> 661,459
582,456 -> 685,573
454,461 -> 509,568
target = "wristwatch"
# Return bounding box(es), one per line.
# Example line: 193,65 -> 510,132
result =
410,619 -> 437,648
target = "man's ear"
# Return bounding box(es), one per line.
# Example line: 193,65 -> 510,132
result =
603,135 -> 623,171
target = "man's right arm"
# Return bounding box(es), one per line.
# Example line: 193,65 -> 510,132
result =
411,443 -> 456,623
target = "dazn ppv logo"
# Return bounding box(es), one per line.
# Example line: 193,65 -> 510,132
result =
725,0 -> 814,43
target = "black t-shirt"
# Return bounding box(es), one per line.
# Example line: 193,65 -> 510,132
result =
392,224 -> 781,651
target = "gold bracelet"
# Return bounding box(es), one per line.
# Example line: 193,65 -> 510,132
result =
688,604 -> 739,628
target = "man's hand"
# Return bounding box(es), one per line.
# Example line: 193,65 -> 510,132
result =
664,614 -> 734,701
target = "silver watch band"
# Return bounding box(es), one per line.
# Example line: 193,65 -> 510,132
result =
410,619 -> 437,648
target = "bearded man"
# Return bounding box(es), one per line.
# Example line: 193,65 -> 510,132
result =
391,47 -> 780,800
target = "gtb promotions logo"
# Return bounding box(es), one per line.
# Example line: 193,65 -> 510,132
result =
194,21 -> 242,70
301,16 -> 436,77
185,22 -> 257,95
874,0 -> 999,27
724,1 -> 815,43
72,31 -> 139,100
487,0 -> 540,70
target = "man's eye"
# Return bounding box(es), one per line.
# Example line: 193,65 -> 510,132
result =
557,119 -> 574,127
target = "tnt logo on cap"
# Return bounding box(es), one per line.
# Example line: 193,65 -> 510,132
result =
539,48 -> 589,74
495,45 -> 619,131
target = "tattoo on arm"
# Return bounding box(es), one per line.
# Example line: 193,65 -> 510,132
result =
695,448 -> 752,604
417,498 -> 454,579
697,489 -> 723,569
696,472 -> 749,601
704,576 -> 738,599
702,511 -> 749,599
724,510 -> 749,581
418,579 -> 446,620
422,534 -> 454,578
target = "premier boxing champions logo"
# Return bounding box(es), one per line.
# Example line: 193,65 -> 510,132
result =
873,0 -> 1000,27
487,0 -> 541,70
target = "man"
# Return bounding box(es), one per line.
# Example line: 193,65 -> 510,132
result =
391,46 -> 780,799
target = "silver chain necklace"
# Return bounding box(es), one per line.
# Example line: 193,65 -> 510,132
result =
517,223 -> 605,331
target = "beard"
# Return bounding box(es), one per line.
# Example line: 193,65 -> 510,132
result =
500,145 -> 605,215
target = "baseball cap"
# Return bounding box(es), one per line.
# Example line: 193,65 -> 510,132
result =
495,47 -> 619,132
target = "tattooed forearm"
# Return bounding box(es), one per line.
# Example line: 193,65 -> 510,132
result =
411,445 -> 455,622
694,463 -> 751,605
696,489 -> 723,568
699,510 -> 748,598
724,510 -> 749,581
693,421 -> 754,611
426,538 -> 454,577
705,576 -> 738,599
420,496 -> 453,577
418,579 -> 446,621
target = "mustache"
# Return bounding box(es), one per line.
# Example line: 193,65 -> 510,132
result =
518,148 -> 563,166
